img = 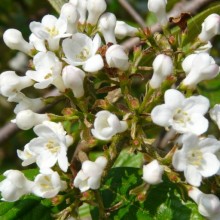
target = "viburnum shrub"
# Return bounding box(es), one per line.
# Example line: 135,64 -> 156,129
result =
0,0 -> 220,219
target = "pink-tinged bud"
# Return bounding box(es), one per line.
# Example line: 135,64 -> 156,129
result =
105,44 -> 129,71
148,0 -> 168,26
198,13 -> 220,42
3,29 -> 33,55
98,12 -> 117,44
87,0 -> 107,25
62,65 -> 85,98
115,21 -> 138,39
182,53 -> 219,88
142,160 -> 164,185
149,54 -> 173,89
61,3 -> 79,34
13,110 -> 49,130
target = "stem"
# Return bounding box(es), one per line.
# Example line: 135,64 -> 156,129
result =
47,0 -> 68,12
94,190 -> 107,220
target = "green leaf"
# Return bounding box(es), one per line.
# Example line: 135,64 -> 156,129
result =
0,195 -> 52,220
91,168 -> 204,220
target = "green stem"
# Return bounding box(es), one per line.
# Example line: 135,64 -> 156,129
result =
94,190 -> 107,220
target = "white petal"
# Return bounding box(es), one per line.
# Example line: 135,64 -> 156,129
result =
83,54 -> 104,72
88,176 -> 101,189
164,89 -> 185,109
172,150 -> 187,171
184,165 -> 202,186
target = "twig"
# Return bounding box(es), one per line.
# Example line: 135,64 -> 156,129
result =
118,0 -> 146,28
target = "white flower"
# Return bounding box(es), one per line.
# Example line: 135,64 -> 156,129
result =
182,53 -> 219,88
32,169 -> 67,198
74,156 -> 107,192
62,33 -> 104,72
13,109 -> 49,130
27,121 -> 73,172
87,0 -> 107,25
91,110 -> 128,141
0,71 -> 33,99
17,144 -> 37,166
105,44 -> 129,71
195,41 -> 212,53
149,54 -> 173,89
8,92 -> 45,114
69,0 -> 87,24
26,51 -> 65,91
0,170 -> 33,202
148,0 -> 168,26
62,65 -> 85,98
173,133 -> 220,186
30,14 -> 70,51
142,160 -> 164,185
8,52 -> 28,72
151,89 -> 210,135
115,21 -> 138,39
3,29 -> 34,55
60,3 -> 79,34
210,104 -> 220,129
98,12 -> 117,44
198,13 -> 220,42
188,187 -> 220,220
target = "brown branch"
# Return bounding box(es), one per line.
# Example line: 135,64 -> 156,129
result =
118,0 -> 146,28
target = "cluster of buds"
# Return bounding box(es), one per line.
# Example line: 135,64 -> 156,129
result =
0,0 -> 220,219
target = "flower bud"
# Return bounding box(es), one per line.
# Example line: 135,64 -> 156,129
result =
98,12 -> 117,44
87,0 -> 107,25
198,13 -> 220,42
182,53 -> 219,88
0,71 -> 33,98
3,29 -> 34,55
115,21 -> 138,39
0,170 -> 33,202
62,65 -> 85,98
105,44 -> 129,71
13,110 -> 49,130
60,3 -> 79,34
148,0 -> 168,26
69,0 -> 87,24
142,160 -> 164,185
188,187 -> 220,218
149,54 -> 173,89
210,104 -> 220,129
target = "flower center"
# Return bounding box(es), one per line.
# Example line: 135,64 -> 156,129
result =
46,26 -> 59,37
46,140 -> 60,154
173,108 -> 191,125
40,176 -> 53,191
76,47 -> 90,61
187,149 -> 203,166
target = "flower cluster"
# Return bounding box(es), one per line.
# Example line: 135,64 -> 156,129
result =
0,0 -> 220,219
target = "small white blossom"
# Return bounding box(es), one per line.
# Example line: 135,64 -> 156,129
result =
29,33 -> 47,52
188,187 -> 220,220
32,169 -> 67,198
210,104 -> 220,129
105,44 -> 129,71
143,160 -> 164,185
173,133 -> 220,186
198,13 -> 220,42
26,51 -> 65,91
0,71 -> 33,99
62,33 -> 104,72
27,121 -> 73,172
3,29 -> 34,55
17,144 -> 37,166
60,3 -> 79,34
30,14 -> 70,51
13,109 -> 49,130
91,110 -> 128,141
98,12 -> 117,44
0,170 -> 33,202
149,54 -> 173,89
69,0 -> 87,24
87,0 -> 107,25
151,89 -> 210,135
74,156 -> 107,192
148,0 -> 168,26
182,53 -> 219,88
62,65 -> 85,98
115,21 -> 138,39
